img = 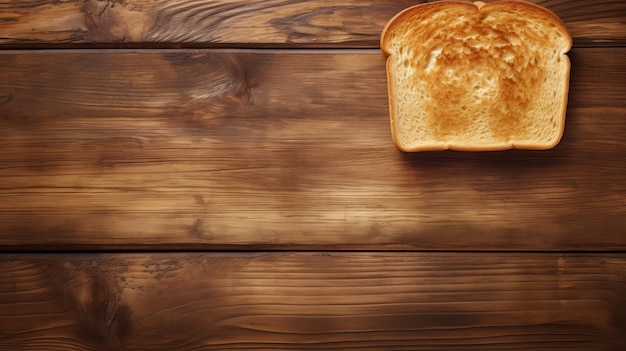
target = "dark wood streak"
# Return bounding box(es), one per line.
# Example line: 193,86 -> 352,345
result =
0,0 -> 623,48
1,253 -> 625,350
0,48 -> 625,250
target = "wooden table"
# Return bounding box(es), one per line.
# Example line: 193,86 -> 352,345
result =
1,0 -> 625,349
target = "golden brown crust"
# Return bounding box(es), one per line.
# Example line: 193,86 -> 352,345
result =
381,0 -> 572,152
382,0 -> 572,58
486,1 -> 572,49
473,1 -> 487,9
381,1 -> 475,57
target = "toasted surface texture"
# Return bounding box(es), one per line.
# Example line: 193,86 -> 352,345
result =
381,0 -> 572,151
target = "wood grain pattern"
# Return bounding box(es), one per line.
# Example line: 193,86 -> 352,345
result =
0,0 -> 624,47
1,252 -> 625,350
2,1 -> 624,348
1,48 -> 625,250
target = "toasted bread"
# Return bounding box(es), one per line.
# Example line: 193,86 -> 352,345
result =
380,0 -> 572,151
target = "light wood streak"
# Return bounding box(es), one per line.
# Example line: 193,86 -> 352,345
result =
0,48 -> 625,250
0,0 -> 623,47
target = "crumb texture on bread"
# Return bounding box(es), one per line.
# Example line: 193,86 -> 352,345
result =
381,0 -> 572,151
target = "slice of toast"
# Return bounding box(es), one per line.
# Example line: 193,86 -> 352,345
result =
380,0 -> 572,151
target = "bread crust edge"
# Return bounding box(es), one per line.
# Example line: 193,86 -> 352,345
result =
381,0 -> 572,152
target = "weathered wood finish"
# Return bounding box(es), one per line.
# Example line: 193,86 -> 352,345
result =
1,48 -> 625,250
1,253 -> 626,350
1,0 -> 625,349
0,0 -> 624,47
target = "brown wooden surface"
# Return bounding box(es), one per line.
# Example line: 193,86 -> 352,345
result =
1,252 -> 625,350
1,48 -> 625,250
1,0 -> 626,349
0,0 -> 624,48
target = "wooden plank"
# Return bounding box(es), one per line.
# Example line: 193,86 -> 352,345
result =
1,252 -> 625,350
1,48 -> 625,250
0,0 -> 623,48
